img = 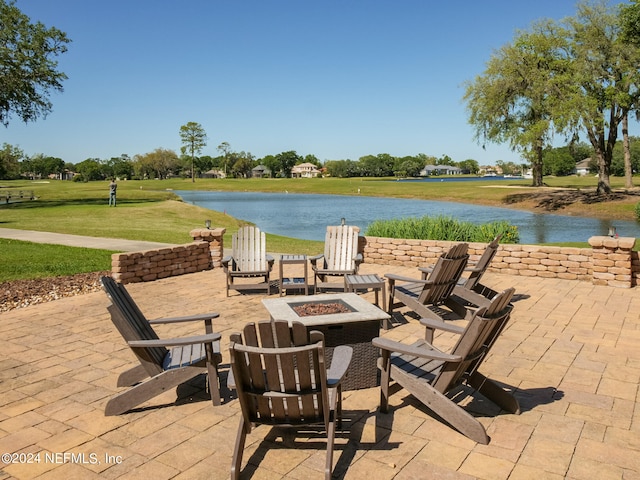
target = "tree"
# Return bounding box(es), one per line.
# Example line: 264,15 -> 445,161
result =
74,158 -> 105,181
274,150 -> 302,177
179,122 -> 207,182
543,147 -> 576,176
464,20 -> 570,187
558,1 -> 640,193
217,141 -> 231,176
619,0 -> 640,188
458,158 -> 479,174
0,142 -> 22,178
134,148 -> 179,179
0,0 -> 70,126
106,154 -> 133,179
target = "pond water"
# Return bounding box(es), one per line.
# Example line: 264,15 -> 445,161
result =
176,190 -> 640,244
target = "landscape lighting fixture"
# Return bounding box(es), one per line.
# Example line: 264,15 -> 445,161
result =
205,219 -> 211,229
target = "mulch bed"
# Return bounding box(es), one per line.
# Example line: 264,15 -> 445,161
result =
0,272 -> 109,313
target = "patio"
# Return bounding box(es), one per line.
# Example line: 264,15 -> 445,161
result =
1,262 -> 639,479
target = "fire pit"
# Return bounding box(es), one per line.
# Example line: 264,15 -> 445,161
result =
262,293 -> 391,391
289,299 -> 355,317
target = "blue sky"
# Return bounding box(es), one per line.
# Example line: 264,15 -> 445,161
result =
5,1 -> 588,166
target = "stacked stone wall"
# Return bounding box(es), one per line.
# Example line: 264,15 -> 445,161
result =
362,235 -> 637,288
110,227 -> 226,284
111,242 -> 212,284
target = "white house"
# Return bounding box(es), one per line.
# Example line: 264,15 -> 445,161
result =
291,162 -> 321,178
575,158 -> 591,176
419,165 -> 462,176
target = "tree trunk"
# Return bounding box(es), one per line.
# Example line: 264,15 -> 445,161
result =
531,140 -> 544,187
596,149 -> 612,194
622,113 -> 633,189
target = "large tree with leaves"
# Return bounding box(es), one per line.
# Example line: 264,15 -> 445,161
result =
0,0 -> 70,126
464,21 -> 570,187
558,1 -> 640,194
179,122 -> 207,182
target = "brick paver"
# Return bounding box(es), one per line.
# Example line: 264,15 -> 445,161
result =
1,263 -> 639,479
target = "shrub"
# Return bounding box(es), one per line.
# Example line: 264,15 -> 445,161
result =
635,202 -> 640,221
365,215 -> 520,243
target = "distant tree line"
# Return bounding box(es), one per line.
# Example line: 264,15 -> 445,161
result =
5,137 -> 635,181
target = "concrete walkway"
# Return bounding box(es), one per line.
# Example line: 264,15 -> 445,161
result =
0,227 -> 178,252
1,261 -> 639,479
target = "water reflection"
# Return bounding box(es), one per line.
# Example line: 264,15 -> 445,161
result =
177,190 -> 640,244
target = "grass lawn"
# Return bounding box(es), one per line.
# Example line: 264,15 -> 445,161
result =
1,176 -> 638,281
1,238 -> 115,282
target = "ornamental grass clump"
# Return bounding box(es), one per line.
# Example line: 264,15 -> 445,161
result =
365,215 -> 519,243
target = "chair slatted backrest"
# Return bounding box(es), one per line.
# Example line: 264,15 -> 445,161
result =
432,287 -> 515,392
101,276 -> 167,374
462,234 -> 502,290
230,320 -> 329,428
418,243 -> 469,305
232,226 -> 267,272
324,225 -> 359,271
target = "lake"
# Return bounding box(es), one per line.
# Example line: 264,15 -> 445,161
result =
176,190 -> 640,244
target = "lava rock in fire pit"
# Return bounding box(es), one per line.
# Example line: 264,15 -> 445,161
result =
292,302 -> 351,317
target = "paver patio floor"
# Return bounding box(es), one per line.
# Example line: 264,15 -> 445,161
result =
1,263 -> 639,479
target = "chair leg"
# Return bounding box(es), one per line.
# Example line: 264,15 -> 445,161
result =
378,352 -> 391,413
325,414 -> 336,480
117,364 -> 150,387
468,372 -> 520,414
391,367 -> 489,444
105,367 -> 204,416
231,417 -> 249,480
206,358 -> 221,406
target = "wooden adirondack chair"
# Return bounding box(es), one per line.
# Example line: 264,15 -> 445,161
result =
228,320 -> 353,480
419,235 -> 502,315
386,243 -> 469,337
101,276 -> 223,415
309,225 -> 363,293
221,226 -> 275,296
373,288 -> 519,445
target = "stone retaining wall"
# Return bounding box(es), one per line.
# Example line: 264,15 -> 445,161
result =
111,228 -> 226,284
110,226 -> 638,288
362,235 -> 637,288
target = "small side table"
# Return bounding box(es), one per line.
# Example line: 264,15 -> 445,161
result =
279,254 -> 309,296
344,274 -> 389,328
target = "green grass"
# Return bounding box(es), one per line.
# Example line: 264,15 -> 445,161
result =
1,238 -> 115,282
365,216 -> 520,243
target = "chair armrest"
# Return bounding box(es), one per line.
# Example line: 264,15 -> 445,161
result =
326,345 -> 353,386
419,317 -> 465,335
149,312 -> 220,325
372,337 -> 461,362
128,332 -> 221,348
221,255 -> 232,265
385,273 -> 430,285
418,266 -> 433,280
308,254 -> 323,266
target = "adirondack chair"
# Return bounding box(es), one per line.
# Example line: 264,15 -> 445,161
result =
221,226 -> 275,296
309,225 -> 363,293
386,243 -> 469,337
419,235 -> 502,315
373,288 -> 519,444
101,276 -> 223,415
228,320 -> 353,480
